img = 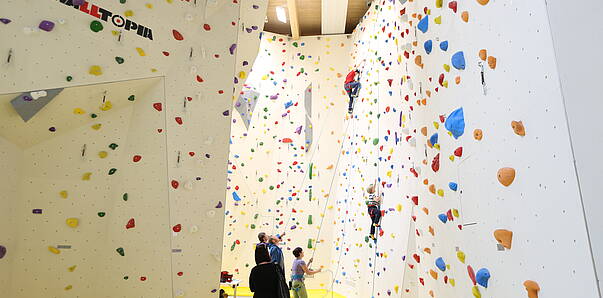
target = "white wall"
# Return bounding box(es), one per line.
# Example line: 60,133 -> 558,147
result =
0,0 -> 266,296
222,32 -> 351,290
0,136 -> 21,295
545,0 -> 603,294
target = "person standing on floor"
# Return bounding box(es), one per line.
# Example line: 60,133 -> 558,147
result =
366,183 -> 382,240
268,235 -> 285,274
344,68 -> 361,114
291,247 -> 321,298
257,232 -> 268,245
249,244 -> 290,298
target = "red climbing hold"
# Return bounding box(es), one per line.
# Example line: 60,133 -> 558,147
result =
411,196 -> 419,205
177,272 -> 183,276
126,218 -> 135,229
162,51 -> 170,56
175,117 -> 183,125
153,103 -> 162,111
413,254 -> 421,263
454,147 -> 463,157
431,153 -> 440,172
173,224 -> 182,232
171,180 -> 179,189
282,138 -> 293,143
449,1 -> 458,12
172,29 -> 184,41
203,24 -> 211,31
467,265 -> 477,285
140,276 -> 147,281
133,155 -> 142,162
189,152 -> 195,156
196,75 -> 204,83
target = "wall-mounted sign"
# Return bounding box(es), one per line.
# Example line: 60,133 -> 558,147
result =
56,0 -> 154,40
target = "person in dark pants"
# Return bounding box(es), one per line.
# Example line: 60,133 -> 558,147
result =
249,244 -> 290,298
344,69 -> 361,114
365,183 -> 382,240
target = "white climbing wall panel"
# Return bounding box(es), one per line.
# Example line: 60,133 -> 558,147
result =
0,0 -> 267,296
327,0 -> 601,297
222,32 -> 351,291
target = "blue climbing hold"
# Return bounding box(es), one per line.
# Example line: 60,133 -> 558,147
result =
429,133 -> 438,145
284,100 -> 293,109
417,15 -> 428,33
232,191 -> 241,201
476,268 -> 491,288
451,51 -> 466,70
424,40 -> 433,54
439,41 -> 448,51
438,214 -> 448,223
435,257 -> 446,271
449,182 -> 458,191
445,108 -> 465,139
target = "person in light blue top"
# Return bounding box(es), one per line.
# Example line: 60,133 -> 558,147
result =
291,247 -> 321,298
268,235 -> 285,273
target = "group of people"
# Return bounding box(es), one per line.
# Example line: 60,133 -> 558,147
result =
249,232 -> 321,298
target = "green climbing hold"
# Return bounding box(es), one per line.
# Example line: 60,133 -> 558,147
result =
123,276 -> 129,280
254,213 -> 259,219
364,236 -> 370,243
259,142 -> 264,146
116,247 -> 125,256
115,57 -> 125,64
127,95 -> 135,101
308,163 -> 313,179
300,55 -> 305,60
269,186 -> 274,190
373,138 -> 379,145
90,113 -> 97,118
66,76 -> 73,82
109,143 -> 118,150
307,239 -> 313,249
308,215 -> 313,225
292,42 -> 298,47
108,168 -> 117,175
90,20 -> 103,32
308,189 -> 312,201
230,241 -> 236,251
258,177 -> 263,182
120,0 -> 126,3
250,224 -> 256,229
98,212 -> 106,217
122,193 -> 128,201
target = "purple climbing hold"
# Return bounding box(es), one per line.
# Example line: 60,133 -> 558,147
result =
246,28 -> 252,33
215,201 -> 223,208
32,209 -> 43,214
242,61 -> 249,66
0,245 -> 6,259
0,18 -> 11,25
252,4 -> 259,9
270,94 -> 279,100
229,44 -> 237,55
252,25 -> 258,30
223,110 -> 230,116
22,95 -> 32,101
38,20 -> 56,32
73,0 -> 85,5
49,127 -> 56,132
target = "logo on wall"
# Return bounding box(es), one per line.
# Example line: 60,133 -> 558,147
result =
56,0 -> 154,40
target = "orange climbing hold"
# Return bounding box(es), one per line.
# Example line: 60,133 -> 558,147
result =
461,11 -> 469,22
512,120 -> 525,136
497,167 -> 516,186
473,129 -> 483,140
479,49 -> 487,61
477,0 -> 490,5
421,126 -> 428,136
488,56 -> 497,69
523,280 -> 540,298
415,55 -> 424,68
494,229 -> 513,249
429,269 -> 438,280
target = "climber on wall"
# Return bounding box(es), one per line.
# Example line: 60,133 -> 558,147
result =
366,183 -> 382,240
344,68 -> 361,114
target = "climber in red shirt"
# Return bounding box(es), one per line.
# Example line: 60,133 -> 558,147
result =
344,69 -> 361,114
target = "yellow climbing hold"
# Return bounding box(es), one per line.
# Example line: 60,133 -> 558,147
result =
472,285 -> 481,298
100,100 -> 113,111
145,3 -> 153,8
60,190 -> 68,199
73,108 -> 85,115
449,278 -> 455,286
112,30 -> 120,36
433,121 -> 439,129
457,250 -> 466,263
437,189 -> 444,197
434,16 -> 442,24
89,65 -> 103,76
68,265 -> 77,272
239,71 -> 247,79
436,0 -> 443,8
136,47 -> 146,56
98,151 -> 108,158
82,172 -> 92,181
65,285 -> 73,291
449,155 -> 455,161
443,64 -> 450,72
394,285 -> 399,293
452,209 -> 459,217
124,10 -> 134,17
396,204 -> 402,211
66,218 -> 79,228
442,80 -> 448,88
48,246 -> 61,254
91,123 -> 102,130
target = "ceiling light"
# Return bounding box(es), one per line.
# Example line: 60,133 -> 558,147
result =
276,6 -> 287,23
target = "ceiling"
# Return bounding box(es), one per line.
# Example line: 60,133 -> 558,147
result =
264,0 -> 370,37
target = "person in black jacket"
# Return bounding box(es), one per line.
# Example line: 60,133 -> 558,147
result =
249,243 -> 290,298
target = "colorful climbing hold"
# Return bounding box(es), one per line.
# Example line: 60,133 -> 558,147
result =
511,120 -> 526,136
417,15 -> 429,33
451,51 -> 466,70
39,20 -> 55,32
475,268 -> 491,288
126,218 -> 135,229
524,280 -> 540,298
89,65 -> 103,76
445,108 -> 465,139
116,247 -> 125,256
90,20 -> 103,32
494,229 -> 513,249
66,218 -> 79,228
497,167 -> 516,186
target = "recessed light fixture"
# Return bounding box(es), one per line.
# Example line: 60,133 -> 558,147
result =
276,6 -> 287,23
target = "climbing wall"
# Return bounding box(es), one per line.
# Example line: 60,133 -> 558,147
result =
329,0 -> 601,297
0,0 -> 266,296
222,32 -> 351,291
